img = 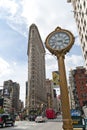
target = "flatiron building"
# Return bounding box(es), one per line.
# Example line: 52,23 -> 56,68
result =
27,24 -> 47,113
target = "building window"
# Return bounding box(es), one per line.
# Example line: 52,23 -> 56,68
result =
32,85 -> 34,88
80,4 -> 82,10
83,26 -> 85,31
83,1 -> 86,8
86,8 -> 87,15
80,86 -> 84,90
81,81 -> 84,84
84,20 -> 86,26
82,42 -> 85,51
82,12 -> 84,17
32,101 -> 34,105
85,35 -> 87,41
80,27 -> 82,32
78,4 -> 79,9
32,90 -> 34,94
82,34 -> 83,39
81,18 -> 83,24
32,71 -> 34,74
32,95 -> 34,99
85,51 -> 87,59
84,54 -> 86,60
31,30 -> 34,38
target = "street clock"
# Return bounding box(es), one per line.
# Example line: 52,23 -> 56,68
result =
45,27 -> 74,55
45,26 -> 75,130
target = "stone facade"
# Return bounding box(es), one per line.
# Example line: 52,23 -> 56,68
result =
3,80 -> 20,113
27,24 -> 47,114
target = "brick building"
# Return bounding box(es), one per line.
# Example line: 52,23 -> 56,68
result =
69,66 -> 87,109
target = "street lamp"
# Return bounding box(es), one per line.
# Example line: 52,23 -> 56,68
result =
45,27 -> 74,130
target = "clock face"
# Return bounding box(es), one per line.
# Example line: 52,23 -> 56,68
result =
48,32 -> 70,50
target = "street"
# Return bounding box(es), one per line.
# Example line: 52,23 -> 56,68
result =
0,120 -> 63,130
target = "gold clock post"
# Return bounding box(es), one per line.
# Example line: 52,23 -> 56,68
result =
57,54 -> 73,130
45,27 -> 75,130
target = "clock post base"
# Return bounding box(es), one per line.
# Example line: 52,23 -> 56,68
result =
63,119 -> 73,130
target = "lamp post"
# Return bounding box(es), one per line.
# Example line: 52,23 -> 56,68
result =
45,27 -> 74,130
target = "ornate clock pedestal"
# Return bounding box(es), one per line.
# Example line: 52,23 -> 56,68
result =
45,27 -> 74,130
57,54 -> 73,130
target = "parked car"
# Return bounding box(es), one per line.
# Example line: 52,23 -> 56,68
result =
56,114 -> 63,122
0,113 -> 15,127
35,116 -> 47,123
71,109 -> 86,130
28,115 -> 36,121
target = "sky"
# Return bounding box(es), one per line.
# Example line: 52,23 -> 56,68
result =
0,0 -> 84,104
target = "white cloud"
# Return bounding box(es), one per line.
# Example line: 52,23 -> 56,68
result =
65,54 -> 84,70
65,54 -> 84,79
45,54 -> 84,79
0,57 -> 27,103
0,0 -> 79,42
0,0 -> 18,16
0,57 -> 13,76
0,0 -> 28,37
21,0 -> 39,22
